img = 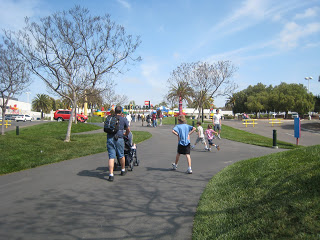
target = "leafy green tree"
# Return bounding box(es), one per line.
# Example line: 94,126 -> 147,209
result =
314,95 -> 320,113
225,95 -> 236,111
271,83 -> 315,117
158,101 -> 168,108
232,91 -> 248,114
244,84 -> 270,117
32,94 -> 52,118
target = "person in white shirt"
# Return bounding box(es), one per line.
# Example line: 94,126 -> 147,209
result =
212,109 -> 222,139
191,121 -> 209,150
126,114 -> 132,126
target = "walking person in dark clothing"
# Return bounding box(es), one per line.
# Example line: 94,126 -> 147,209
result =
106,106 -> 130,182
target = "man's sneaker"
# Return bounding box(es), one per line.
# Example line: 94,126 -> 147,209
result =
108,175 -> 114,182
205,147 -> 208,151
121,170 -> 127,176
191,145 -> 195,149
186,168 -> 193,174
208,148 -> 212,152
216,145 -> 220,151
172,163 -> 177,170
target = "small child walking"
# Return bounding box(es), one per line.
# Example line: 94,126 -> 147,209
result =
172,115 -> 196,174
205,124 -> 220,151
191,121 -> 209,150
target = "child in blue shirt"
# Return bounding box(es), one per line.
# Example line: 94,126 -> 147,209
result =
172,115 -> 196,174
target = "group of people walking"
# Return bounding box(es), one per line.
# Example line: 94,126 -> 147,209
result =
126,111 -> 163,128
106,107 -> 222,181
171,109 -> 222,174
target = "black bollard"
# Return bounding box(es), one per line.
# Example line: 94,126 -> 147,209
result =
16,126 -> 19,135
273,129 -> 278,148
175,117 -> 177,125
192,120 -> 195,127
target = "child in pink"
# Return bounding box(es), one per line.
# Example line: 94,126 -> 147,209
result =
205,124 -> 220,151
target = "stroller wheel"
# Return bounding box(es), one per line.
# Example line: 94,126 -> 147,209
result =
129,159 -> 134,171
135,156 -> 139,166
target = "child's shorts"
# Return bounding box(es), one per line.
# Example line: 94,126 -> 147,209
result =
177,143 -> 191,155
208,139 -> 214,146
195,137 -> 206,145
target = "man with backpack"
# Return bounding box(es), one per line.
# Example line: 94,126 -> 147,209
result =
105,106 -> 130,182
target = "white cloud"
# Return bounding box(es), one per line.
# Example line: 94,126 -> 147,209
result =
123,77 -> 142,84
117,0 -> 131,9
279,21 -> 320,49
294,7 -> 319,19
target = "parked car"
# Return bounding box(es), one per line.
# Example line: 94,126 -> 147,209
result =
5,114 -> 19,120
53,110 -> 88,122
15,114 -> 33,122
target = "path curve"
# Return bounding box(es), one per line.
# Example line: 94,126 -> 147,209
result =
0,121 -> 285,240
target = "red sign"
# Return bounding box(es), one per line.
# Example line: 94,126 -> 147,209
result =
144,101 -> 150,105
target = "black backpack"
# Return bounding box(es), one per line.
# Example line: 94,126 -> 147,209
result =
104,115 -> 120,134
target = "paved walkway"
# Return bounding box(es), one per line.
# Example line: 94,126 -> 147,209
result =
0,121 -> 303,240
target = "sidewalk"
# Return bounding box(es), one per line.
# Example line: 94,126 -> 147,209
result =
0,121 -> 286,240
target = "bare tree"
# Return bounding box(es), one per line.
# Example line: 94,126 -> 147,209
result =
0,36 -> 31,135
167,61 -> 237,119
103,87 -> 128,110
191,61 -> 237,119
12,6 -> 141,142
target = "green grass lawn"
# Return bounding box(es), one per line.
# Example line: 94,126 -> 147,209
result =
0,122 -> 151,175
193,144 -> 320,239
162,117 -> 299,149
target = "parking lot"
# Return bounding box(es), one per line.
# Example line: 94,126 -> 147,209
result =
222,119 -> 320,146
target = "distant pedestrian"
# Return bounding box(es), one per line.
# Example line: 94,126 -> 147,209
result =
141,114 -> 145,126
172,115 -> 196,174
146,114 -> 152,127
191,121 -> 209,150
212,109 -> 222,139
157,109 -> 163,126
152,112 -> 157,127
126,113 -> 132,126
205,124 -> 220,151
159,111 -> 163,126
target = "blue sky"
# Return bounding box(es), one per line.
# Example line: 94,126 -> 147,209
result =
1,0 -> 320,107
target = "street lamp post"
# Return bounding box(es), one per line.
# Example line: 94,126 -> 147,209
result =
304,76 -> 313,120
304,76 -> 313,93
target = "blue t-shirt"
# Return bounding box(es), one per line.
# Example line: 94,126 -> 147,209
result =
107,115 -> 129,139
173,124 -> 194,146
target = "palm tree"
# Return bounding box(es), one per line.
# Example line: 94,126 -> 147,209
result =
190,91 -> 214,120
32,94 -> 52,119
167,81 -> 194,115
225,95 -> 236,111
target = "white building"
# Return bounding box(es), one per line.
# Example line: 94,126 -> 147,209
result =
0,97 -> 31,115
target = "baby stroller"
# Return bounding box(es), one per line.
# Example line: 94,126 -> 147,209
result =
146,115 -> 152,127
115,134 -> 139,171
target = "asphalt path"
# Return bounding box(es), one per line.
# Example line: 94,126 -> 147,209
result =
0,120 -> 304,240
